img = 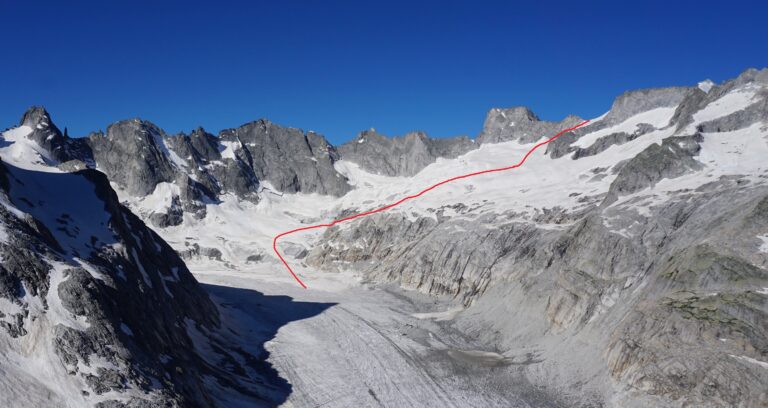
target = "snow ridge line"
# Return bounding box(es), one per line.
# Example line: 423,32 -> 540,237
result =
273,120 -> 591,288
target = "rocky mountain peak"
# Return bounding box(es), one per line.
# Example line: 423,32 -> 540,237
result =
734,67 -> 768,86
486,106 -> 540,125
355,128 -> 385,140
88,118 -> 176,196
106,118 -> 164,140
603,86 -> 691,125
403,131 -> 430,141
19,105 -> 53,128
219,118 -> 351,196
14,106 -> 79,164
338,128 -> 476,177
477,106 -> 583,144
229,118 -> 274,135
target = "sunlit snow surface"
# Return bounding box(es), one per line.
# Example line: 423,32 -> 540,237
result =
572,106 -> 677,148
1,78 -> 767,406
167,87 -> 768,406
0,125 -> 58,171
682,85 -> 761,134
117,84 -> 768,289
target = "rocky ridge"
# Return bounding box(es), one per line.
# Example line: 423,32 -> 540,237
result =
11,108 -> 352,228
0,121 -> 288,406
301,68 -> 768,407
3,67 -> 768,407
337,129 -> 476,177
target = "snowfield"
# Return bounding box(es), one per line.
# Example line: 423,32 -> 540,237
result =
137,85 -> 768,406
134,96 -> 768,287
2,70 -> 768,406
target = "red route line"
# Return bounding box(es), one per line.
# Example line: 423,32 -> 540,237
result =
273,120 -> 590,288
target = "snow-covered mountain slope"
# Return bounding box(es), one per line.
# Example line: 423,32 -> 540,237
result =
0,125 -> 288,407
119,68 -> 768,407
3,108 -> 353,230
2,67 -> 767,407
134,70 -> 764,260
305,69 -> 768,407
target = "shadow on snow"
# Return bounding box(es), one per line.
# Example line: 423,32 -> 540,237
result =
201,283 -> 336,407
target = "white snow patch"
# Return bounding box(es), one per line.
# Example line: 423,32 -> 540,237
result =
219,140 -> 240,160
153,133 -> 188,168
591,110 -> 610,122
697,122 -> 768,176
758,234 -> 768,253
574,106 -> 677,149
131,248 -> 154,288
698,79 -> 715,93
603,122 -> 768,214
730,354 -> 768,370
73,258 -> 107,281
683,87 -> 759,134
412,306 -> 464,321
0,125 -> 59,171
166,148 -> 188,168
0,223 -> 9,244
140,182 -> 181,214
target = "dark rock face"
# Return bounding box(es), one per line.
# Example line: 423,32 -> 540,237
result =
476,106 -> 583,144
19,106 -> 68,159
605,134 -> 703,200
19,106 -> 92,164
601,87 -> 689,125
7,110 -> 353,227
164,127 -> 260,202
220,119 -> 351,196
87,120 -> 177,197
0,159 -> 279,406
338,129 -> 476,177
79,117 -> 352,220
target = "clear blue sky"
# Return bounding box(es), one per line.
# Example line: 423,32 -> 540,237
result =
1,1 -> 767,144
